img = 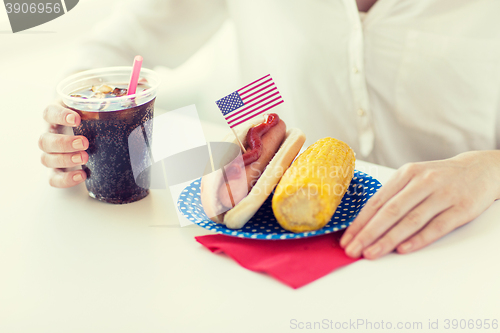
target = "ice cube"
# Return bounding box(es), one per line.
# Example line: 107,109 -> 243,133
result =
98,85 -> 113,94
70,94 -> 88,99
92,85 -> 113,94
112,88 -> 128,97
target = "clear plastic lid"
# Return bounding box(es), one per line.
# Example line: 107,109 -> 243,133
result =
57,67 -> 161,112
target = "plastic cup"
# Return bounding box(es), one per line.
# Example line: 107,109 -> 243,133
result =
57,67 -> 161,204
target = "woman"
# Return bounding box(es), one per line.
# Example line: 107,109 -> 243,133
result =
39,0 -> 500,259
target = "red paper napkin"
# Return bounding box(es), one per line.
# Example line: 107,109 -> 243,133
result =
195,232 -> 361,289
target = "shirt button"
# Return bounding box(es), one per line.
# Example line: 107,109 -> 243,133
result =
353,67 -> 359,74
357,108 -> 366,117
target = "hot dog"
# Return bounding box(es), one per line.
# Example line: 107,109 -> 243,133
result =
218,114 -> 286,208
201,114 -> 306,229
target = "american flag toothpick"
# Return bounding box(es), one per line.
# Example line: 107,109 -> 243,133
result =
216,74 -> 284,152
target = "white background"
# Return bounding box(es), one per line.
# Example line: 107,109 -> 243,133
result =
1,2 -> 499,333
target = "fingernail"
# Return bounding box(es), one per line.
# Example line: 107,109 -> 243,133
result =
340,234 -> 352,248
71,153 -> 83,164
72,139 -> 84,150
66,114 -> 76,125
345,241 -> 362,258
73,173 -> 83,182
399,242 -> 412,253
365,244 -> 381,258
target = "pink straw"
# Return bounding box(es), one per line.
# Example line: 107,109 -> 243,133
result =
127,55 -> 143,95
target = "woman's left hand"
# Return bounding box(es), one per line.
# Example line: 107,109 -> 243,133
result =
339,151 -> 500,259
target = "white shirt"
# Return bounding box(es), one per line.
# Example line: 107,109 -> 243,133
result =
74,0 -> 500,169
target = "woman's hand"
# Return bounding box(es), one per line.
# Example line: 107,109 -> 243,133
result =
340,151 -> 500,259
39,101 -> 89,188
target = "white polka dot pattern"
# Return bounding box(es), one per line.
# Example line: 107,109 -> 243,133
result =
177,170 -> 381,240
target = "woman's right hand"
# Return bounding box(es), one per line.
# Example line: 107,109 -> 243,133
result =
39,101 -> 89,188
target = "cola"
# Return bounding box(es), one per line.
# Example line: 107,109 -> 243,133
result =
57,67 -> 160,204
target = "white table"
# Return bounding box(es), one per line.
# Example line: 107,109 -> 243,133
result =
1,106 -> 500,333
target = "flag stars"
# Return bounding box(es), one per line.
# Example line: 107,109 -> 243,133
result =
216,92 -> 244,116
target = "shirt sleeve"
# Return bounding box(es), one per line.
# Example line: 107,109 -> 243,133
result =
69,0 -> 228,72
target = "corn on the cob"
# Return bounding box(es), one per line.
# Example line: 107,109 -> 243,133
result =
272,137 -> 355,233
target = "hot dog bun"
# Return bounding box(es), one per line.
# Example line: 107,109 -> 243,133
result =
201,116 -> 306,229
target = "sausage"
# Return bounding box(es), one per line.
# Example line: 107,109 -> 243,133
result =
217,115 -> 286,209
242,113 -> 282,165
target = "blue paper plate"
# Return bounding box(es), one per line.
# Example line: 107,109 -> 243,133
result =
177,170 -> 381,240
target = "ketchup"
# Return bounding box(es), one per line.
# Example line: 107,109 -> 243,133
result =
242,113 -> 280,165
